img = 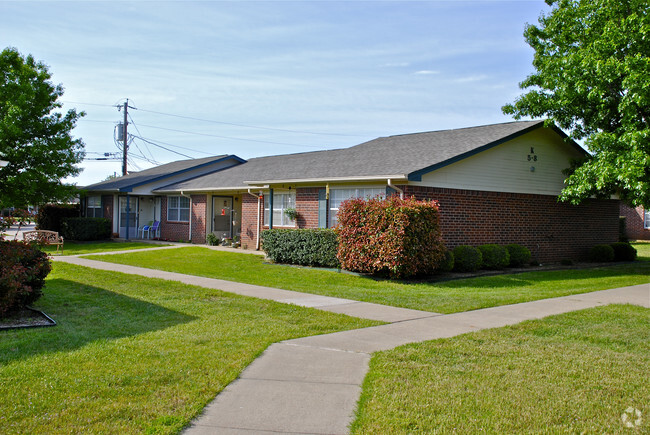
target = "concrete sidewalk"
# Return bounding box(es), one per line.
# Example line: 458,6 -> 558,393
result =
53,256 -> 649,434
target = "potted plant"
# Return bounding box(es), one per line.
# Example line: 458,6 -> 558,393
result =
285,208 -> 299,222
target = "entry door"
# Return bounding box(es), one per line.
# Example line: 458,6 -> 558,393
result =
119,196 -> 139,239
212,196 -> 233,239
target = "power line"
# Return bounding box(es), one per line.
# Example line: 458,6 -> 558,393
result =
131,135 -> 214,156
134,107 -> 365,137
131,135 -> 193,159
62,99 -> 363,138
135,123 -> 326,148
128,113 -> 158,164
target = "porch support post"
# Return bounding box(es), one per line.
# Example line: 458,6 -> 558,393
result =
125,195 -> 130,241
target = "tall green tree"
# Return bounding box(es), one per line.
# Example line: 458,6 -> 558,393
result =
0,47 -> 85,208
503,0 -> 649,207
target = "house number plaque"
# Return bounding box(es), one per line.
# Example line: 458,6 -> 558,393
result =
527,147 -> 538,162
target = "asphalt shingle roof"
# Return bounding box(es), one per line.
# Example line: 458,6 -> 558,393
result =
157,120 -> 551,192
83,155 -> 232,191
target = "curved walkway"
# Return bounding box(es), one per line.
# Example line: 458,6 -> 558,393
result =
53,256 -> 650,434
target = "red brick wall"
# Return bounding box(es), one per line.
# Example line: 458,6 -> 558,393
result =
401,185 -> 619,262
160,196 -> 190,242
296,188 -> 320,228
620,204 -> 650,240
191,195 -> 207,243
241,193 -> 262,249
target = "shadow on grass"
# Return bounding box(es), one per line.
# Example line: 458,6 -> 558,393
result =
0,278 -> 196,365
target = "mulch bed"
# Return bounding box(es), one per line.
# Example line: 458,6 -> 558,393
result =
0,307 -> 56,331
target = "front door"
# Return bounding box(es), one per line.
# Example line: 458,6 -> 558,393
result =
119,196 -> 139,239
212,196 -> 233,239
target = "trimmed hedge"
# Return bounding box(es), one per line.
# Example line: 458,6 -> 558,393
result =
436,250 -> 455,273
477,244 -> 510,270
261,228 -> 339,268
588,244 -> 615,262
505,244 -> 532,267
61,217 -> 112,241
0,241 -> 51,317
610,242 -> 637,262
452,245 -> 483,273
336,196 -> 445,278
36,204 -> 80,233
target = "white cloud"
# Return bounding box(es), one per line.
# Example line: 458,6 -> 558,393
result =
414,70 -> 440,75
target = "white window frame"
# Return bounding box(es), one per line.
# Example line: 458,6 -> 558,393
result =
167,196 -> 190,222
329,187 -> 386,227
644,209 -> 650,229
264,192 -> 296,227
86,195 -> 102,218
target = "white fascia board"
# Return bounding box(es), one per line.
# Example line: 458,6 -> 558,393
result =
152,186 -> 251,194
244,175 -> 409,186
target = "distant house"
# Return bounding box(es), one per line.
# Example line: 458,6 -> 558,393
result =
83,120 -> 620,262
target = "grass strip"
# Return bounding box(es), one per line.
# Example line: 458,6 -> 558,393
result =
42,240 -> 172,256
85,244 -> 650,314
351,304 -> 650,433
0,263 -> 379,434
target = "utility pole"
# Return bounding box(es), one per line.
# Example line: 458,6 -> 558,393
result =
122,100 -> 129,176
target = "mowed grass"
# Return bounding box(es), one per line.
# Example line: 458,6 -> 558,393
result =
351,304 -> 650,433
0,263 -> 379,434
86,244 -> 650,314
43,240 -> 172,256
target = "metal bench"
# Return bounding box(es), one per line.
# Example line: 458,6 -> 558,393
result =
22,230 -> 64,254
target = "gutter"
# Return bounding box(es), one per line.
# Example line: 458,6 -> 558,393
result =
387,179 -> 404,199
180,191 -> 192,242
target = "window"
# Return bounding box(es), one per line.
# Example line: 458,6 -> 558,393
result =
329,187 -> 385,227
167,196 -> 190,222
645,209 -> 650,229
86,196 -> 102,218
264,192 -> 296,227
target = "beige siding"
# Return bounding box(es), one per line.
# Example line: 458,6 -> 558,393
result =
413,128 -> 584,196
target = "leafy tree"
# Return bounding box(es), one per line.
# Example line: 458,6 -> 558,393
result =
503,0 -> 649,207
0,47 -> 85,208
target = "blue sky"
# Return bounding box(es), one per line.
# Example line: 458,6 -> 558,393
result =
1,0 -> 549,186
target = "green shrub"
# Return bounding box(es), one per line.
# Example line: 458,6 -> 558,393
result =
205,233 -> 219,246
0,241 -> 51,317
61,217 -> 111,241
505,244 -> 532,267
262,228 -> 339,268
477,244 -> 510,270
588,244 -> 615,262
452,245 -> 483,273
336,196 -> 446,278
36,204 -> 80,233
610,242 -> 637,262
436,250 -> 455,273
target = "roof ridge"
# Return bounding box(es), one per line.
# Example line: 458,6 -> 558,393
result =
382,119 -> 544,140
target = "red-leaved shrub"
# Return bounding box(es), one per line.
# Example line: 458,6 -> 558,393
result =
0,241 -> 51,317
335,195 -> 445,278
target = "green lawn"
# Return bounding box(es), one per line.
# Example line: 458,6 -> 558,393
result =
43,240 -> 172,256
351,304 -> 649,433
85,244 -> 650,314
0,263 -> 379,434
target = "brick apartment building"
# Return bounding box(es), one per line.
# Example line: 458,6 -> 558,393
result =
83,120 -> 620,262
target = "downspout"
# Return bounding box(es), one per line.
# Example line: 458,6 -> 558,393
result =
180,191 -> 192,242
268,188 -> 274,229
247,189 -> 263,250
387,179 -> 404,199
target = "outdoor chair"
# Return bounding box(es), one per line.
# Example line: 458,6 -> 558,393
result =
139,221 -> 153,239
146,220 -> 160,239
